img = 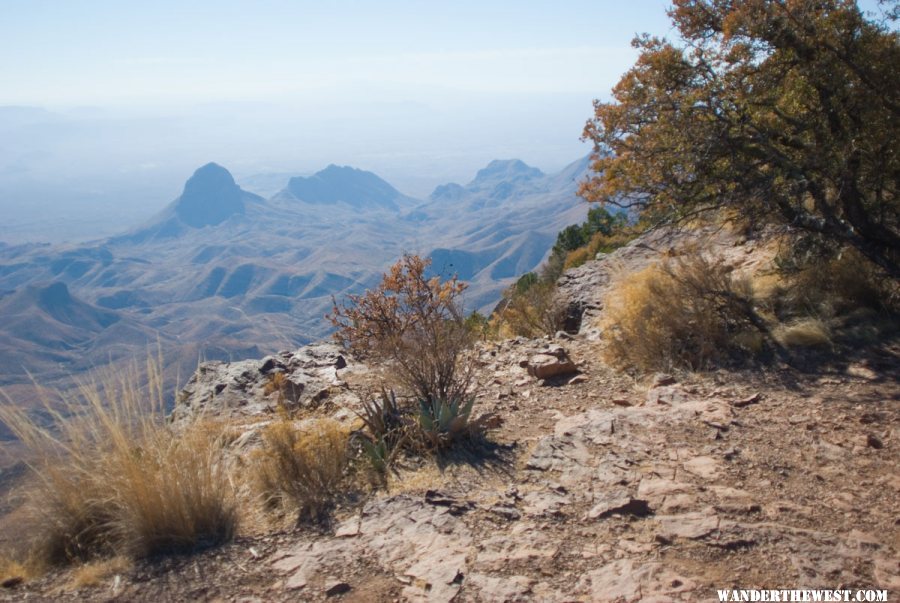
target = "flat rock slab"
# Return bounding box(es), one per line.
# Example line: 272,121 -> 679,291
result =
656,509 -> 720,540
271,495 -> 471,602
586,494 -> 652,520
580,558 -> 697,602
682,455 -> 722,480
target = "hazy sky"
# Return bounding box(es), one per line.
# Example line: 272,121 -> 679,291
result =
1,1 -> 675,106
0,1 -> 888,243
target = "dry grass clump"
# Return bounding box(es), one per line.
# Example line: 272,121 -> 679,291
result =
493,280 -> 567,338
774,246 -> 896,317
0,554 -> 32,586
0,360 -> 237,565
774,318 -> 832,348
563,246 -> 593,270
601,252 -> 763,372
254,418 -> 350,523
68,556 -> 131,589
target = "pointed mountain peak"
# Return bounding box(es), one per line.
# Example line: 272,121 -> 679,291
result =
175,163 -> 246,228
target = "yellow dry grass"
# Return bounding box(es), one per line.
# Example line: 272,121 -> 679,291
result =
601,251 -> 758,372
774,319 -> 832,348
0,554 -> 33,585
68,556 -> 131,589
254,418 -> 350,523
0,358 -> 238,565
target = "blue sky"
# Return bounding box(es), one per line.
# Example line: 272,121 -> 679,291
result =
1,0 -> 678,106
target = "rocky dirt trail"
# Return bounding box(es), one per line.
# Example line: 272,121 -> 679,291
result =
3,229 -> 898,602
6,332 -> 898,602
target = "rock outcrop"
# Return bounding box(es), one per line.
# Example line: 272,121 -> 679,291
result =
171,342 -> 359,423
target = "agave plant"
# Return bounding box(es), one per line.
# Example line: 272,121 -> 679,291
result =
355,389 -> 412,472
359,436 -> 390,473
416,396 -> 489,450
357,389 -> 407,442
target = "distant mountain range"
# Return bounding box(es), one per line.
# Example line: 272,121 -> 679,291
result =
0,157 -> 591,392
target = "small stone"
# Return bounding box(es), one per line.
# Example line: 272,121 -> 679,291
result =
1,576 -> 23,589
527,350 -> 577,379
285,570 -> 308,590
732,393 -> 761,408
612,398 -> 632,407
652,373 -> 677,387
647,385 -> 690,406
325,581 -> 352,597
586,496 -> 652,520
656,510 -> 720,540
866,434 -> 884,449
847,364 -> 878,380
682,456 -> 721,480
488,504 -> 522,521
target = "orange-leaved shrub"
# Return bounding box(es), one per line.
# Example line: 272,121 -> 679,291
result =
328,254 -> 473,403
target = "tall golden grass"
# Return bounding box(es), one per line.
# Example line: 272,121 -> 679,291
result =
601,252 -> 760,372
253,418 -> 349,523
0,356 -> 237,564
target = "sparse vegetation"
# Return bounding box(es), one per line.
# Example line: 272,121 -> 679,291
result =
774,319 -> 832,349
68,556 -> 131,590
329,254 -> 475,404
254,418 -> 350,523
354,388 -> 498,475
493,278 -> 567,338
493,206 -> 635,338
601,251 -> 765,372
546,206 -> 630,281
0,361 -> 237,565
414,396 -> 493,452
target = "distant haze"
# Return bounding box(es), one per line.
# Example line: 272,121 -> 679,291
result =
0,0 -> 679,244
0,1 -> 884,243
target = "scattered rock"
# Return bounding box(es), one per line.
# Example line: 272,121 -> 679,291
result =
866,434 -> 884,449
732,392 -> 762,407
586,494 -> 652,519
647,385 -> 690,406
581,558 -> 696,602
467,573 -> 534,602
325,581 -> 352,597
526,351 -> 577,379
652,373 -> 677,387
655,509 -> 720,540
172,342 -> 359,421
682,455 -> 722,480
847,364 -> 878,380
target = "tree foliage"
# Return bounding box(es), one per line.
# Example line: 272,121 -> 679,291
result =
581,0 -> 900,277
551,206 -> 627,258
